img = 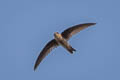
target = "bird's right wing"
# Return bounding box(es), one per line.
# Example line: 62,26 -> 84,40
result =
34,39 -> 58,70
61,23 -> 96,40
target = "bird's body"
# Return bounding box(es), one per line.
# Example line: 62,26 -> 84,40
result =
34,23 -> 96,70
54,32 -> 76,53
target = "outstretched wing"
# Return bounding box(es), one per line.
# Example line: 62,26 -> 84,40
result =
61,23 -> 96,40
34,39 -> 58,70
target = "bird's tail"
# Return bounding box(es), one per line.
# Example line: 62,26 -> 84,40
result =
67,46 -> 76,54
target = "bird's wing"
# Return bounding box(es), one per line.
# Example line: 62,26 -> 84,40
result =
61,23 -> 96,40
34,39 -> 58,70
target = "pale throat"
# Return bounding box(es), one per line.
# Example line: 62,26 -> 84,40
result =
54,32 -> 63,41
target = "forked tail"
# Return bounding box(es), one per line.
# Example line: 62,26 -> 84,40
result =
67,46 -> 76,54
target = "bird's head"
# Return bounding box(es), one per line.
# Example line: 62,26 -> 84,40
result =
54,32 -> 59,34
54,32 -> 61,39
54,32 -> 59,36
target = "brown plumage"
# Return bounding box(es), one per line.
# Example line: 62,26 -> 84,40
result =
34,23 -> 96,70
34,39 -> 58,70
61,23 -> 96,40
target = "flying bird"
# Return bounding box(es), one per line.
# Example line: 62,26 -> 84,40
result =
34,23 -> 96,70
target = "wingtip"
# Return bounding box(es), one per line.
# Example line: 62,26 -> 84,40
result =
93,23 -> 97,25
87,23 -> 96,26
89,23 -> 96,25
34,65 -> 37,71
83,23 -> 96,26
34,68 -> 37,71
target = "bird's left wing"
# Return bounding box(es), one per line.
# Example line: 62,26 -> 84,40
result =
34,39 -> 58,70
61,23 -> 96,40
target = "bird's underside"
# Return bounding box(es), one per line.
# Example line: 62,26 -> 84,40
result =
54,32 -> 76,53
34,23 -> 96,70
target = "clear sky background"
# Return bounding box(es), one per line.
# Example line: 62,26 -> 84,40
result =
0,0 -> 120,80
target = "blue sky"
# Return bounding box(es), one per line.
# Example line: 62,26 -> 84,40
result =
0,0 -> 120,80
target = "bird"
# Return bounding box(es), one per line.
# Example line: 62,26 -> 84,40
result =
34,23 -> 96,70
